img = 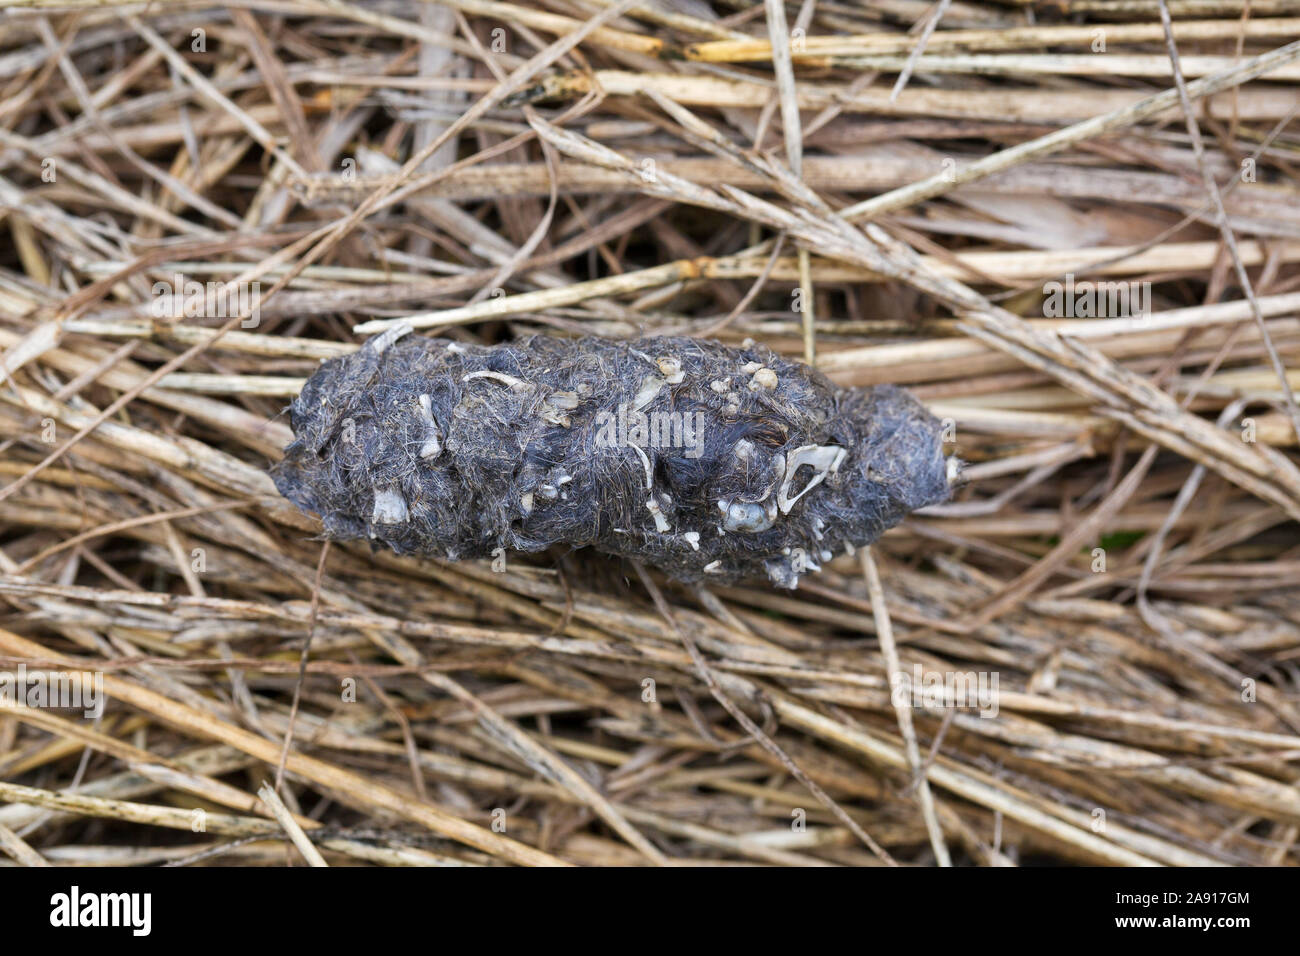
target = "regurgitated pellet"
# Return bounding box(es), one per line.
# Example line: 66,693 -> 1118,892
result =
271,329 -> 956,588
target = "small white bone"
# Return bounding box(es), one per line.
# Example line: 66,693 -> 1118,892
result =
646,497 -> 671,532
463,370 -> 530,390
417,394 -> 441,459
721,498 -> 777,533
778,445 -> 846,514
633,373 -> 665,410
656,357 -> 684,383
630,444 -> 653,491
371,487 -> 408,524
367,322 -> 412,354
541,392 -> 577,427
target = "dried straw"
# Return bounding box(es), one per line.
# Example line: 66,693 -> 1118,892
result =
0,0 -> 1297,867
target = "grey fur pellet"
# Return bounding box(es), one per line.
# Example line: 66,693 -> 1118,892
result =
271,330 -> 954,588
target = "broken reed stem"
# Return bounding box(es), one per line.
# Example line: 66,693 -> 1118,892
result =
838,37 -> 1300,221
861,547 -> 951,867
257,782 -> 329,866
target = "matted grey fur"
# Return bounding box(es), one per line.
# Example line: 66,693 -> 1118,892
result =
272,329 -> 953,588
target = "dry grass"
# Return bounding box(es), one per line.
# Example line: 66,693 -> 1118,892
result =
0,0 -> 1298,867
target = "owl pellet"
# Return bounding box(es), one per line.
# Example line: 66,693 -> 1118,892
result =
272,329 -> 955,588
